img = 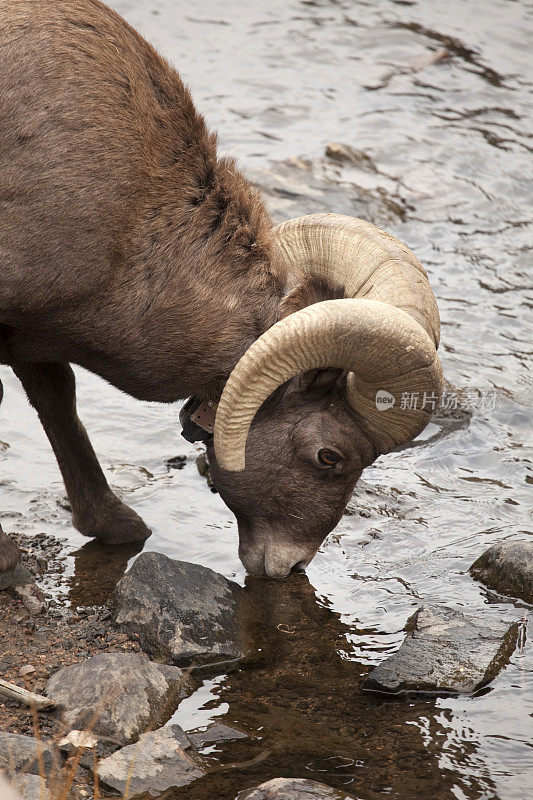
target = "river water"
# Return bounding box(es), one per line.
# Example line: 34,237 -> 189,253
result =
0,1 -> 531,798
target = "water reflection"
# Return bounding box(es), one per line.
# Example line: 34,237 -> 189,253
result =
171,574 -> 500,800
68,539 -> 145,607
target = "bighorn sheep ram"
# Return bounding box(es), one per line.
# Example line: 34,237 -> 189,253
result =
0,0 -> 442,578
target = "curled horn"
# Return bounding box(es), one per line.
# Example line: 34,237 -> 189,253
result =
214,214 -> 443,471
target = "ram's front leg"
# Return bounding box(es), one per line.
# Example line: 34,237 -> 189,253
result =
11,362 -> 151,545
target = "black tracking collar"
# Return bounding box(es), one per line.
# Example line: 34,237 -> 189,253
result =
180,397 -> 217,443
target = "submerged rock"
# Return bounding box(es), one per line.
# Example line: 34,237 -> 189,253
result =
363,605 -> 519,695
248,159 -> 405,227
236,778 -> 355,799
112,552 -> 245,667
469,539 -> 533,603
325,142 -> 377,172
189,722 -> 248,748
0,732 -> 56,776
45,652 -> 195,746
97,724 -> 205,796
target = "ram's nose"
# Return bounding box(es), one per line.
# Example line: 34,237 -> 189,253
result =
264,544 -> 314,578
239,541 -> 315,578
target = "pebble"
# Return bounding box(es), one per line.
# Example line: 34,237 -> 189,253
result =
14,584 -> 46,616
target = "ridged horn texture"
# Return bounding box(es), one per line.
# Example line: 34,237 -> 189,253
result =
214,213 -> 443,471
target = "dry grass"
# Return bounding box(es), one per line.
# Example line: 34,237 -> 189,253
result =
1,694 -> 138,800
1,672 -> 270,800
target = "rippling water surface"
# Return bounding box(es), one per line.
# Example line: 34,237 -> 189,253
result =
1,1 -> 532,798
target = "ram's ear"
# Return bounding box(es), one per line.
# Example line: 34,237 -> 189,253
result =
278,274 -> 345,320
300,368 -> 344,394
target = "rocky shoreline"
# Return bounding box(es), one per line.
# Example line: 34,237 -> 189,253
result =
0,532 -> 529,799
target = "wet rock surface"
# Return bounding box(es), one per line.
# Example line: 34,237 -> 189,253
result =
112,552 -> 246,667
469,539 -> 533,604
0,732 -> 56,775
325,141 -> 378,171
236,778 -> 355,799
45,652 -> 195,746
97,724 -> 205,796
189,722 -> 248,748
363,605 -> 519,695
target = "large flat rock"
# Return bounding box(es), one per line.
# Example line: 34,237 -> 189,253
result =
470,539 -> 533,603
97,724 -> 205,796
363,605 -> 519,695
112,552 -> 245,667
0,732 -> 56,776
45,652 -> 195,746
236,778 -> 356,799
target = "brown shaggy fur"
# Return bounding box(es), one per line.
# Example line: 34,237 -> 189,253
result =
0,0 -> 371,576
278,275 -> 345,320
0,0 -> 287,402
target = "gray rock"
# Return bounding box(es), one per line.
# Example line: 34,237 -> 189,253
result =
0,563 -> 32,591
97,724 -> 205,796
470,539 -> 533,603
236,778 -> 355,799
363,605 -> 519,695
9,775 -> 50,800
14,583 -> 46,615
113,552 -> 245,667
0,732 -> 56,776
45,652 -> 195,746
189,722 -> 248,748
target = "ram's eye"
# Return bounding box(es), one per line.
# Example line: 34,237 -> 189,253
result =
318,448 -> 342,466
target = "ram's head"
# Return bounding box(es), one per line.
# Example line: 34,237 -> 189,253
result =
208,214 -> 442,577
